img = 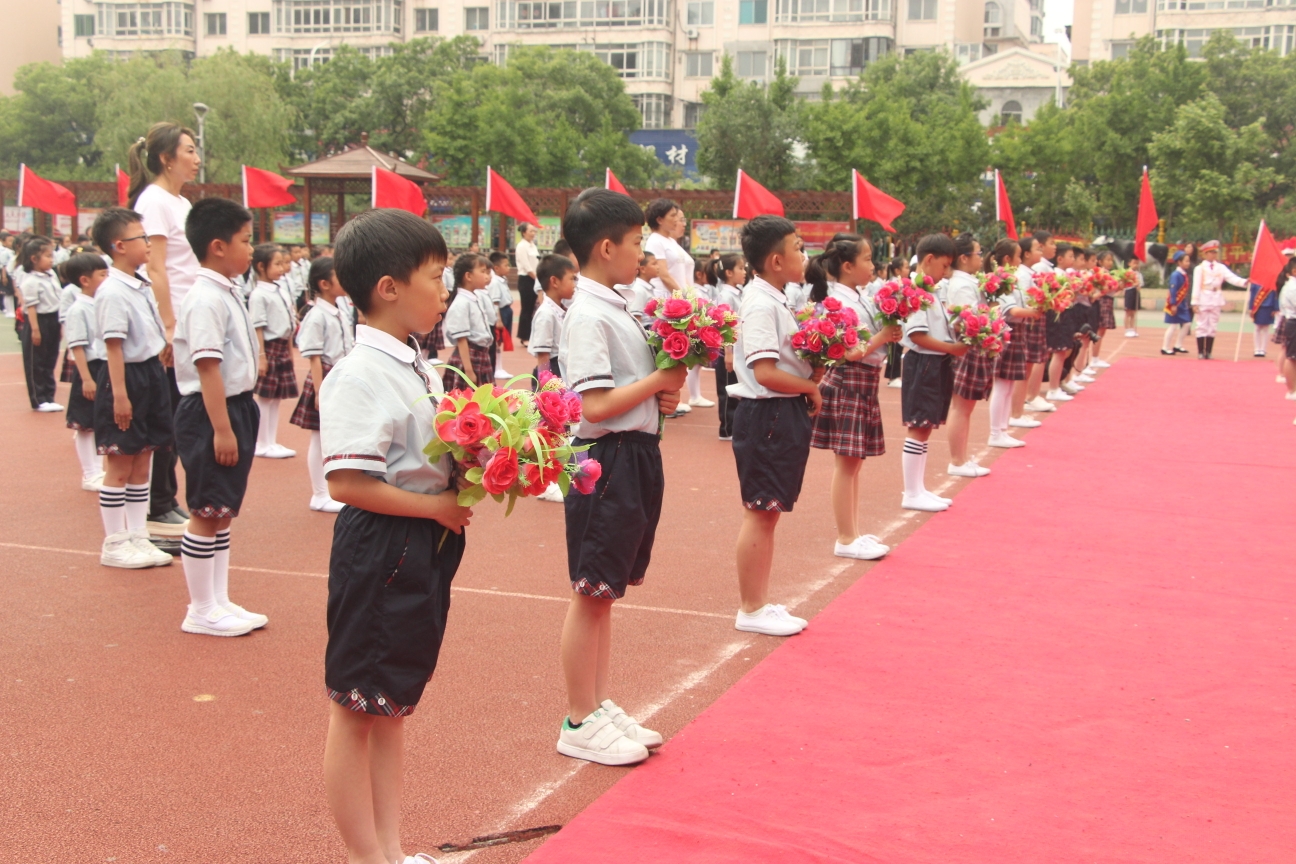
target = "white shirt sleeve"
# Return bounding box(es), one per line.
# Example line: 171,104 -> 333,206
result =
563,316 -> 614,392
740,304 -> 782,366
296,307 -> 326,357
320,372 -> 394,476
97,289 -> 131,343
183,294 -> 230,363
443,294 -> 472,342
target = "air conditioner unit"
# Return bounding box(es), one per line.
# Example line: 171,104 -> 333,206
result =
684,27 -> 699,39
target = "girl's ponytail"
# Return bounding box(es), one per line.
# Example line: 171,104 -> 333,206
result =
126,137 -> 150,206
986,239 -> 1019,272
704,257 -> 723,288
308,256 -> 335,300
804,255 -> 830,303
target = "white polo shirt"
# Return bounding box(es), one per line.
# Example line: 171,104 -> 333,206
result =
64,293 -> 106,362
488,273 -> 513,308
559,275 -> 659,438
1032,258 -> 1055,274
901,278 -> 953,354
528,295 -> 566,361
616,279 -> 653,323
475,286 -> 499,327
729,276 -> 811,400
320,324 -> 451,496
59,284 -> 81,322
135,183 -> 198,311
249,280 -> 297,341
96,268 -> 168,363
297,300 -> 354,366
174,268 -> 260,397
20,269 -> 62,314
716,282 -> 743,312
444,289 -> 493,347
783,282 -> 807,312
828,282 -> 886,368
945,269 -> 983,310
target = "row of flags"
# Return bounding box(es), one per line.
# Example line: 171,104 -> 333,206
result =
11,163 -> 1284,288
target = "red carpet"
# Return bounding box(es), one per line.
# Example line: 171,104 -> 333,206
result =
525,358 -> 1296,863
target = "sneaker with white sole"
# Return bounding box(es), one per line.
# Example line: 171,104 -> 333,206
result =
600,699 -> 664,749
403,855 -> 440,864
1093,358 -> 1111,368
987,433 -> 1026,449
1075,374 -> 1096,384
130,531 -> 174,567
1278,374 -> 1287,384
309,494 -> 345,512
537,483 -> 565,502
1124,329 -> 1137,338
902,493 -> 948,512
1045,388 -> 1073,402
224,601 -> 268,629
181,605 -> 256,637
81,472 -> 106,492
100,531 -> 157,569
1026,396 -> 1056,412
36,402 -> 64,413
1008,416 -> 1041,428
1063,382 -> 1083,393
687,396 -> 716,408
495,368 -> 512,379
834,535 -> 889,560
257,443 -> 297,459
146,507 -> 189,537
557,708 -> 650,765
734,603 -> 807,636
948,461 -> 990,477
887,378 -> 902,388
674,402 -> 692,413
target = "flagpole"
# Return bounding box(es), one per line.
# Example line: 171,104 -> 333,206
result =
733,169 -> 742,220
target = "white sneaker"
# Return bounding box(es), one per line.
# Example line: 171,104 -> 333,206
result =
310,494 -> 345,512
181,605 -> 256,637
557,708 -> 650,765
258,443 -> 296,458
687,396 -> 715,408
1075,373 -> 1096,383
600,699 -> 663,749
948,461 -> 990,478
988,433 -> 1026,449
1062,382 -> 1082,393
1046,388 -> 1073,402
1093,358 -> 1111,368
887,378 -> 903,388
1008,416 -> 1041,428
36,402 -> 64,412
100,531 -> 157,569
734,603 -> 807,636
223,601 -> 268,629
537,482 -> 565,502
402,855 -> 440,864
494,368 -> 512,379
1026,396 -> 1056,412
902,493 -> 949,512
674,402 -> 692,413
1278,374 -> 1287,384
1286,392 -> 1296,401
130,531 -> 174,567
81,472 -> 106,492
1124,329 -> 1137,338
834,535 -> 889,560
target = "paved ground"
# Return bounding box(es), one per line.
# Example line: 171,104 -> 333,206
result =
0,309 -> 1281,863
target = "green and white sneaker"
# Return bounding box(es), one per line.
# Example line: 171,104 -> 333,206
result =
557,708 -> 650,766
600,699 -> 664,749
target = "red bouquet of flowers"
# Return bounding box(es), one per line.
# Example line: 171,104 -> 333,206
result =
872,276 -> 936,326
1114,267 -> 1141,290
424,371 -> 601,514
791,296 -> 862,366
642,291 -> 739,369
1027,271 -> 1075,313
978,267 -> 1015,300
1080,269 -> 1120,298
947,304 -> 1012,358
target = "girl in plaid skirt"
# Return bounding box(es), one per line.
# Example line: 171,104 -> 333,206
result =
985,239 -> 1042,447
807,234 -> 902,561
1090,250 -> 1119,369
441,253 -> 496,392
944,233 -> 992,479
291,257 -> 354,512
249,244 -> 300,459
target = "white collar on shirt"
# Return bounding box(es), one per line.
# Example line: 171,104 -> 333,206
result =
197,268 -> 236,291
74,292 -> 96,308
576,274 -> 627,307
109,267 -> 146,290
829,282 -> 860,303
749,275 -> 784,302
316,299 -> 341,318
356,324 -> 415,363
950,270 -> 979,288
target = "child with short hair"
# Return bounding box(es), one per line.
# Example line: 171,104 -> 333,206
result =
1044,243 -> 1082,401
291,256 -> 353,513
900,234 -> 966,512
1162,251 -> 1192,357
488,250 -> 514,379
19,236 -> 64,412
319,209 -> 471,864
556,188 -> 687,765
530,253 -> 577,380
172,197 -> 264,637
728,215 -> 822,635
249,243 -> 300,459
708,253 -> 746,441
441,253 -> 495,391
63,253 -> 110,490
91,207 -> 176,570
620,252 -> 657,324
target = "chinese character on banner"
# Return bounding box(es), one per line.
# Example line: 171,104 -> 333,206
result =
628,130 -> 699,179
666,145 -> 688,166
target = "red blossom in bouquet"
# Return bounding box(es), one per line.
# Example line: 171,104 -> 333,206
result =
948,304 -> 1012,358
1027,271 -> 1075,314
644,290 -> 738,369
1114,267 -> 1141,290
873,276 -> 936,326
792,296 -> 863,366
1077,269 -> 1119,299
978,267 -> 1015,300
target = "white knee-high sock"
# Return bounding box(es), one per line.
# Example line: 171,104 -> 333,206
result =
124,484 -> 150,532
254,395 -> 271,448
902,438 -> 928,498
181,532 -> 217,615
989,379 -> 1013,436
213,529 -> 231,607
308,431 -> 328,499
74,431 -> 99,479
99,486 -> 126,536
1256,325 -> 1270,354
686,365 -> 702,401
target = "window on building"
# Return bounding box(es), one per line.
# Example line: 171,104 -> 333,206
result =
1115,0 -> 1148,11
495,0 -> 670,28
581,41 -> 668,77
97,3 -> 195,37
465,5 -> 489,27
685,51 -> 713,76
272,1 -> 404,35
248,11 -> 271,32
829,37 -> 891,75
634,93 -> 672,129
683,101 -> 704,129
983,1 -> 1001,37
737,50 -> 768,77
687,0 -> 714,25
205,12 -> 227,34
1000,100 -> 1022,124
955,42 -> 982,63
907,0 -> 937,19
415,7 -> 438,28
775,0 -> 889,22
74,14 -> 96,35
739,0 -> 768,21
1109,40 -> 1133,58
1030,14 -> 1042,35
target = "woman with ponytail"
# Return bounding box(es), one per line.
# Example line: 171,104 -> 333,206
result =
806,234 -> 901,561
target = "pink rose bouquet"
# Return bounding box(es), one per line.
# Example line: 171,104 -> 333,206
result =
1115,268 -> 1140,290
872,276 -> 936,326
643,291 -> 738,369
1027,271 -> 1075,314
1081,269 -> 1120,298
947,304 -> 1012,358
424,371 -> 600,514
978,267 -> 1015,300
791,296 -> 862,367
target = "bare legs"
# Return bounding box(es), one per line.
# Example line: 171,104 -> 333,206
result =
324,702 -> 406,864
561,593 -> 613,722
831,455 -> 863,545
736,509 -> 780,614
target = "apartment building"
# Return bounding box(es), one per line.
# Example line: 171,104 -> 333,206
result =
1071,0 -> 1296,64
59,0 -> 1049,129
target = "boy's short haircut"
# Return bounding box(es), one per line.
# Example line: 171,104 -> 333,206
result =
186,197 -> 252,261
91,206 -> 144,255
537,254 -> 577,293
561,188 -> 646,267
63,252 -> 108,287
640,251 -> 656,265
552,238 -> 573,258
915,233 -> 956,262
488,251 -> 508,266
1033,230 -> 1052,243
1055,242 -> 1073,257
740,215 -> 798,275
333,209 -> 448,314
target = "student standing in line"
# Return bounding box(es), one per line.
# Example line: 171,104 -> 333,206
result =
63,253 -> 110,490
18,236 -> 64,412
944,233 -> 994,478
441,253 -> 495,391
708,253 -> 746,442
985,239 -> 1038,446
248,243 -> 299,458
643,198 -> 710,412
1162,251 -> 1193,356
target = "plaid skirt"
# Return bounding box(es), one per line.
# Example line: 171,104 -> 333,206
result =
1276,317 -> 1287,342
995,321 -> 1028,381
442,342 -> 494,392
953,349 -> 995,400
1098,295 -> 1117,330
810,362 -> 884,459
290,362 -> 333,431
1017,315 -> 1048,364
59,348 -> 75,383
254,337 -> 300,400
413,322 -> 444,358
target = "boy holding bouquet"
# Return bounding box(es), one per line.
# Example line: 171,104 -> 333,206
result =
557,189 -> 687,766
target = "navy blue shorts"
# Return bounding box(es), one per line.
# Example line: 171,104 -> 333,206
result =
175,391 -> 258,519
732,397 -> 812,512
94,357 -> 174,456
900,351 -> 954,429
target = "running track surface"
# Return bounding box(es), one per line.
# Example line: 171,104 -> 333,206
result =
524,356 -> 1296,863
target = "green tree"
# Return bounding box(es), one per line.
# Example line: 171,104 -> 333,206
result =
991,101 -> 1088,231
694,54 -> 803,189
0,55 -> 113,177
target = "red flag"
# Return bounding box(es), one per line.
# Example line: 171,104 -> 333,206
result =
116,164 -> 130,206
17,164 -> 76,217
605,168 -> 629,196
851,170 -> 904,233
1250,221 -> 1285,311
485,167 -> 538,226
733,169 -> 784,219
994,169 -> 1018,241
372,166 -> 426,216
1134,167 -> 1158,262
242,165 -> 297,208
